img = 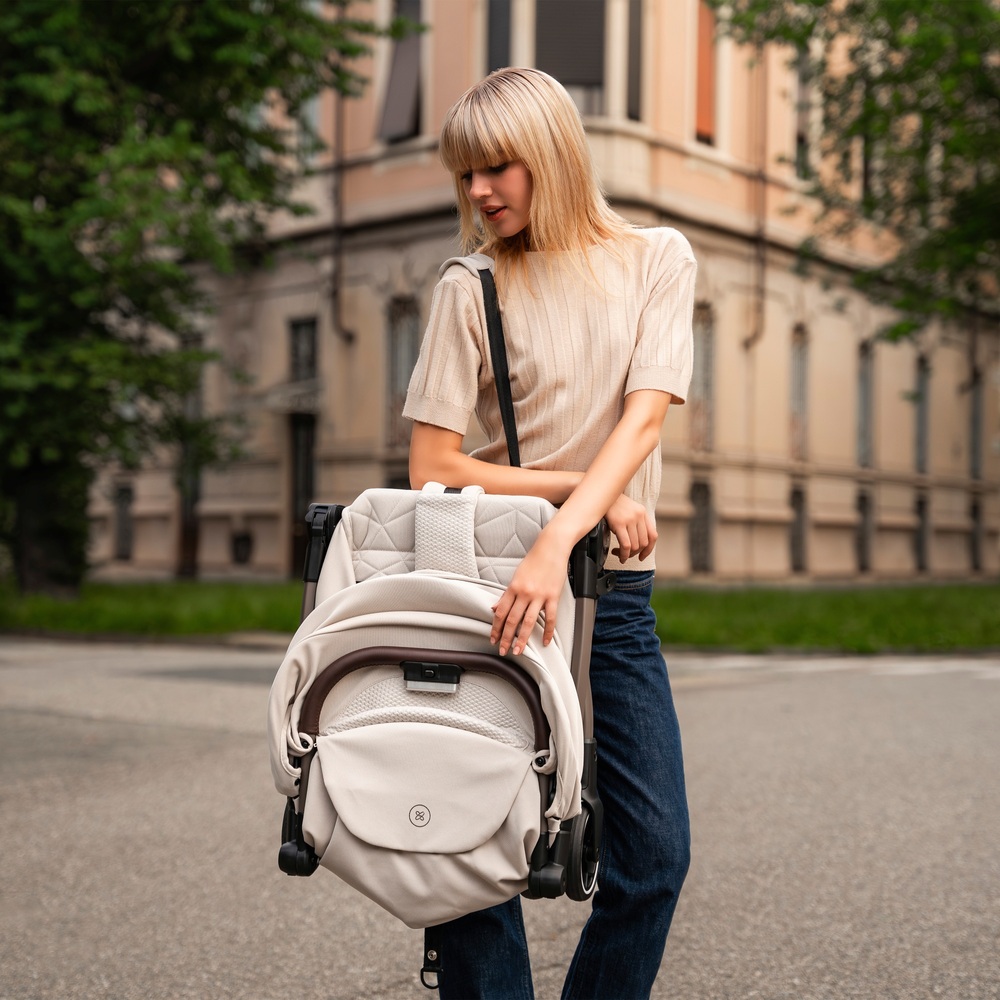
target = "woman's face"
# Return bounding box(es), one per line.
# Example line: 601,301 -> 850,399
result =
461,161 -> 533,238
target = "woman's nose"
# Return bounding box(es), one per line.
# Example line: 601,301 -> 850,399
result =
467,171 -> 491,200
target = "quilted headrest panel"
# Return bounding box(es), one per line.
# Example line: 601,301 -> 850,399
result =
344,487 -> 554,586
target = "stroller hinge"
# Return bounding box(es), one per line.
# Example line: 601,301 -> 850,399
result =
420,929 -> 442,990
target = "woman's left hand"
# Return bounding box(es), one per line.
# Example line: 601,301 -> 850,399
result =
490,527 -> 573,656
605,493 -> 657,563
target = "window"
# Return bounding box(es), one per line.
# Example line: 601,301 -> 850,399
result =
487,0 -> 511,72
387,296 -> 422,448
914,493 -> 929,573
290,413 -> 316,574
289,317 -> 317,382
536,0 -> 605,115
689,481 -> 713,574
970,499 -> 983,573
378,0 -> 422,143
790,486 -> 807,574
689,303 -> 714,452
915,355 -> 930,475
790,324 -> 808,461
695,1 -> 717,145
114,484 -> 134,561
794,51 -> 811,179
970,368 -> 983,481
231,531 -> 253,566
857,341 -> 873,469
855,489 -> 872,574
627,0 -> 642,121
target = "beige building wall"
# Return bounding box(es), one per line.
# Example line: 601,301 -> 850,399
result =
89,0 -> 1000,582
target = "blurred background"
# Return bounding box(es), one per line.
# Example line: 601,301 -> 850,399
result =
2,7 -> 999,999
1,0 -> 998,644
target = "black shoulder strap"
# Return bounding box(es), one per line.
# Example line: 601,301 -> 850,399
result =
478,267 -> 521,469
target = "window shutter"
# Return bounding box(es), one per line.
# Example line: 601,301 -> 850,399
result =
378,0 -> 422,143
695,1 -> 716,144
535,0 -> 605,87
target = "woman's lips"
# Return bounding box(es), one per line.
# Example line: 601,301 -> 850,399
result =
483,206 -> 506,221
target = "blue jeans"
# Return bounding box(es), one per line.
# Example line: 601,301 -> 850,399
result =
429,571 -> 691,999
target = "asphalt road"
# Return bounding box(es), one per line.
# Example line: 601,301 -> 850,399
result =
1,637 -> 998,1000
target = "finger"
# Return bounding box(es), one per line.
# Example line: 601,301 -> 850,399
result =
611,529 -> 628,562
638,513 -> 658,561
541,598 -> 557,647
490,592 -> 514,644
512,600 -> 543,656
498,597 -> 529,655
619,524 -> 639,562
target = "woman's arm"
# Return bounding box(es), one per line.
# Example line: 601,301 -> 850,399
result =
489,388 -> 671,655
409,422 -> 583,504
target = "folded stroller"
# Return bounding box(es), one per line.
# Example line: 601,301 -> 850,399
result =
267,482 -> 613,956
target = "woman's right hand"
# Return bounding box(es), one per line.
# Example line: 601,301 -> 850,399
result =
605,493 -> 657,563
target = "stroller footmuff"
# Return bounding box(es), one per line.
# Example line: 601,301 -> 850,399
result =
268,483 -> 611,930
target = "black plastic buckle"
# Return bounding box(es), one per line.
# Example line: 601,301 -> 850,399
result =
302,503 -> 345,583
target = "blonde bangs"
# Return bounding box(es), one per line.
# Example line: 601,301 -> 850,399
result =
439,98 -> 519,176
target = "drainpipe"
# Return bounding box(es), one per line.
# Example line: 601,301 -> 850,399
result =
741,43 -> 768,580
331,15 -> 356,346
743,42 -> 768,352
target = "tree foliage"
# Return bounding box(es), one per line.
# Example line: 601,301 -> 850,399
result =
0,0 -> 402,591
709,0 -> 1000,339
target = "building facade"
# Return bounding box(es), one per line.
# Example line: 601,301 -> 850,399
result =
89,0 -> 1000,582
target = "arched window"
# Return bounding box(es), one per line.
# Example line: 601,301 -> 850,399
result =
689,303 -> 714,452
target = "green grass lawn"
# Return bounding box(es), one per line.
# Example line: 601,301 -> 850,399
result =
1,579 -> 997,653
650,583 -> 1000,654
0,579 -> 302,638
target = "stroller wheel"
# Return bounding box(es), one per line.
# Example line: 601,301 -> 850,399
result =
565,803 -> 600,901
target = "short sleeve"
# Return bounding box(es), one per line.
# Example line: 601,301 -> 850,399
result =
403,272 -> 485,435
626,234 -> 697,404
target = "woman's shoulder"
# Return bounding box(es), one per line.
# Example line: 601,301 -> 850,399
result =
438,252 -> 494,283
629,227 -> 697,271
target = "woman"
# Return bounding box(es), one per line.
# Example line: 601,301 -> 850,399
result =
403,67 -> 695,1000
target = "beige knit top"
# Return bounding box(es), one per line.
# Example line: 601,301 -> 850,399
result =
403,227 -> 697,570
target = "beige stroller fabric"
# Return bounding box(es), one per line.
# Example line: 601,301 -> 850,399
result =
267,484 -> 584,927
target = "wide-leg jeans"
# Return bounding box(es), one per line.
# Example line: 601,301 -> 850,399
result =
432,570 -> 691,1000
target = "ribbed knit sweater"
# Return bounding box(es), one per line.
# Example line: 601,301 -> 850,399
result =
403,227 -> 697,570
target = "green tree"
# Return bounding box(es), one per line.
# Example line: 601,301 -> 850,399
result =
0,0 -> 403,593
709,0 -> 1000,340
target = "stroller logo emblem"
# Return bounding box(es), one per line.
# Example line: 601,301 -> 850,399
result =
409,804 -> 431,827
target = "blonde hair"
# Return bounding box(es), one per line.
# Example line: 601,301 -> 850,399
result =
439,68 -> 634,282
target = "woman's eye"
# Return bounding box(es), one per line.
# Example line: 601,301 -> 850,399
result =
460,171 -> 472,182
489,163 -> 509,174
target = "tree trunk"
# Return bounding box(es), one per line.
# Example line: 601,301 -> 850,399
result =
175,433 -> 201,579
9,457 -> 93,596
